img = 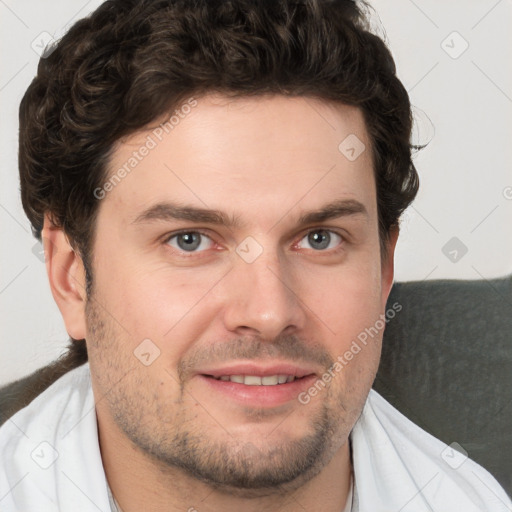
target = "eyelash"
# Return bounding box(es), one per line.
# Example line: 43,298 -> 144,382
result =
162,228 -> 346,257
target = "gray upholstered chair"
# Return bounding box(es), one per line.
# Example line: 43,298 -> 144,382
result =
1,276 -> 511,495
374,275 -> 511,495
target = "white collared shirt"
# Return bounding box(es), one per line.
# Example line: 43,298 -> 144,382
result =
0,363 -> 510,511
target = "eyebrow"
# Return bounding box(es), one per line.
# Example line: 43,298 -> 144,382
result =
131,202 -> 245,228
131,198 -> 368,229
297,199 -> 367,225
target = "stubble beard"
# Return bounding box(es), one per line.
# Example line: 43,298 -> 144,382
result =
85,298 -> 363,497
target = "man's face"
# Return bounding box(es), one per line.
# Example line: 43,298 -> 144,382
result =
85,94 -> 395,493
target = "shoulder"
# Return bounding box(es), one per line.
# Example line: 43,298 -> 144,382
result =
0,364 -> 101,510
351,389 -> 512,511
0,363 -> 93,439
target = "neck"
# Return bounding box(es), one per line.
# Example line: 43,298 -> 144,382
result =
98,414 -> 352,512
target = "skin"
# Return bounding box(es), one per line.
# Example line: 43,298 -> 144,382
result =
44,93 -> 398,511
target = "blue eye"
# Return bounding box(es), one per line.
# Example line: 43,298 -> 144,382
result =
297,230 -> 342,251
166,232 -> 214,252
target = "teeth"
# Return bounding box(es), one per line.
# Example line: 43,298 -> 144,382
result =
261,375 -> 278,385
244,375 -> 262,386
215,374 -> 296,385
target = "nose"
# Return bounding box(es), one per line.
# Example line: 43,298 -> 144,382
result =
220,247 -> 307,340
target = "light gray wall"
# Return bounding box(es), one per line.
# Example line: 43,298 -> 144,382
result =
1,0 -> 511,385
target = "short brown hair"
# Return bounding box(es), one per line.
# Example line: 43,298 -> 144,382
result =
19,0 -> 419,274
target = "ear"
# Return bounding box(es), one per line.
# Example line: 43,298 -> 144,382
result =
42,214 -> 87,340
380,225 -> 399,309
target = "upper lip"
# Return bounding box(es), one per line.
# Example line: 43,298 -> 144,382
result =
197,362 -> 318,379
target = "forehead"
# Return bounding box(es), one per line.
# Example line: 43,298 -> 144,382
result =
100,94 -> 376,229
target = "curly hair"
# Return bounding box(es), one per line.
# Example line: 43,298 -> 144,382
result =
16,0 -> 419,385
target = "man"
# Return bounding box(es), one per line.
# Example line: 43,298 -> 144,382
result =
0,0 -> 510,510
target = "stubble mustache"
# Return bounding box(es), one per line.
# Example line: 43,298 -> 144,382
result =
176,334 -> 335,385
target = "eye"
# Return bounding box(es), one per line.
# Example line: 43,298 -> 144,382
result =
296,229 -> 343,251
166,231 -> 215,253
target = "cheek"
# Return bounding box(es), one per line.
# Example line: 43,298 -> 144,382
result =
303,257 -> 383,337
300,255 -> 384,391
93,256 -> 226,356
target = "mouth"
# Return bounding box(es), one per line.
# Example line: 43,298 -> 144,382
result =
205,374 -> 304,385
195,363 -> 318,407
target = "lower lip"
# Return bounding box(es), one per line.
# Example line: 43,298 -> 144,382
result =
197,374 -> 317,408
